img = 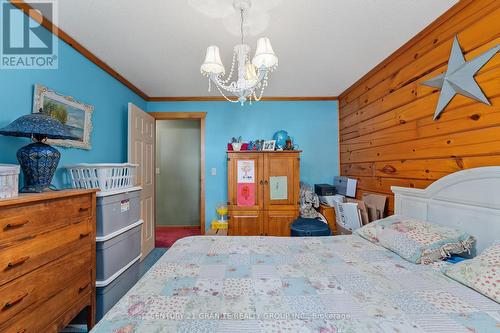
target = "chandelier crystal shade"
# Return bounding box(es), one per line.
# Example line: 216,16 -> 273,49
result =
200,0 -> 278,105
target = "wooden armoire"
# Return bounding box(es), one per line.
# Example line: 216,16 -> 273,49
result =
227,151 -> 300,236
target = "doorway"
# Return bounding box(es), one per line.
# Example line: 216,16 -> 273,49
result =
151,112 -> 206,247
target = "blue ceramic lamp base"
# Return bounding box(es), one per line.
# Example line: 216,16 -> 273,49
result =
17,142 -> 60,193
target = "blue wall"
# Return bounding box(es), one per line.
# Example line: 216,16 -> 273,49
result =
0,38 -> 146,186
147,101 -> 339,230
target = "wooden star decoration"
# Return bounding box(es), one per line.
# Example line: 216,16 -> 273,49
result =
422,36 -> 499,120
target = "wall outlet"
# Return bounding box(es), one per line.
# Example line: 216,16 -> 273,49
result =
211,168 -> 217,176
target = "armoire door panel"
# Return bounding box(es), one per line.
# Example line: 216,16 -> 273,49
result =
264,153 -> 300,211
228,211 -> 263,236
265,210 -> 299,236
227,153 -> 263,211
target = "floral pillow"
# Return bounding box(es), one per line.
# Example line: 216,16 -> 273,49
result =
355,215 -> 475,264
445,243 -> 499,303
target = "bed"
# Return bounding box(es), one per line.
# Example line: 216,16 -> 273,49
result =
92,167 -> 500,333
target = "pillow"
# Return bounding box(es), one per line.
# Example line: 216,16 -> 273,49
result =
355,215 -> 475,264
444,243 -> 499,303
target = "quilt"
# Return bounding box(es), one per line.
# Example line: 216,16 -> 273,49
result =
92,235 -> 500,333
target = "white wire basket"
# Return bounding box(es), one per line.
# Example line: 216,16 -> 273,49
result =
0,164 -> 20,199
66,163 -> 138,192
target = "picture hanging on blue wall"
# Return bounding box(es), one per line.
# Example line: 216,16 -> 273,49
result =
33,84 -> 94,150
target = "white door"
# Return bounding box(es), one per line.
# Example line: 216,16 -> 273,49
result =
128,103 -> 155,259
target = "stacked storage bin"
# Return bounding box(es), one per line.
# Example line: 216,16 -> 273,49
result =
95,186 -> 142,320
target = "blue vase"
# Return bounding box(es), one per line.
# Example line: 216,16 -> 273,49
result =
17,142 -> 60,193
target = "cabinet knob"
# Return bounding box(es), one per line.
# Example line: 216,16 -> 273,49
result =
3,292 -> 28,310
264,180 -> 268,185
3,220 -> 29,231
78,283 -> 90,293
7,256 -> 30,269
80,232 -> 91,239
259,180 -> 264,185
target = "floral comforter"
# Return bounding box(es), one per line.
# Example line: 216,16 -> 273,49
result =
92,235 -> 500,333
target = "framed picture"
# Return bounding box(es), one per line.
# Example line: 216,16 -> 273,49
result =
262,140 -> 276,151
33,84 -> 94,150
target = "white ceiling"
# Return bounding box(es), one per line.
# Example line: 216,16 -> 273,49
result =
57,0 -> 458,97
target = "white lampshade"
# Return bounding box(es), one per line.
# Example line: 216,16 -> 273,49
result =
252,37 -> 278,69
200,45 -> 225,75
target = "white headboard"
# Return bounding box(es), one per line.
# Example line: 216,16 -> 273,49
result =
392,166 -> 500,255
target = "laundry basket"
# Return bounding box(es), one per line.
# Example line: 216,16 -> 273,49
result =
66,163 -> 138,192
0,164 -> 20,199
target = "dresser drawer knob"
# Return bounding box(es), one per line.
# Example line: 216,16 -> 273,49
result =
79,232 -> 91,239
3,220 -> 29,231
3,292 -> 28,310
6,256 -> 30,269
78,283 -> 90,293
79,207 -> 90,213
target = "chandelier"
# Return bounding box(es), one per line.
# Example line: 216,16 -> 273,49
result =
200,0 -> 278,105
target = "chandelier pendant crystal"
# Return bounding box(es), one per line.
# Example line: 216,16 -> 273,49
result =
200,0 -> 278,105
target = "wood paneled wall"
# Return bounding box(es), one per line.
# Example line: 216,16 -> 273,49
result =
339,0 -> 500,214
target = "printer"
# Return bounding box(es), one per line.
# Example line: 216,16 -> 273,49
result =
314,184 -> 336,196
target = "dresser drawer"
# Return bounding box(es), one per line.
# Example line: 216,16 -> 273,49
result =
0,195 -> 92,248
0,270 -> 91,333
0,245 -> 91,325
0,219 -> 91,286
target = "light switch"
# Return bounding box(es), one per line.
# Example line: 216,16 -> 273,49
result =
211,168 -> 217,176
156,168 -> 160,175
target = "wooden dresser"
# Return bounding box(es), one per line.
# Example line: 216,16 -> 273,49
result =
0,189 -> 97,332
227,151 -> 300,236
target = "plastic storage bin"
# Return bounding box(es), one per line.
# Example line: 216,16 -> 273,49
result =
0,164 -> 20,199
291,218 -> 332,237
96,187 -> 142,237
96,221 -> 142,281
66,163 -> 138,192
96,255 -> 141,321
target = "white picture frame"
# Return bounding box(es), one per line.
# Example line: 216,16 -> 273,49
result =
262,140 -> 276,151
33,84 -> 94,150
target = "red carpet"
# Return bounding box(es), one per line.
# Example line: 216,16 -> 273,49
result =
155,226 -> 201,248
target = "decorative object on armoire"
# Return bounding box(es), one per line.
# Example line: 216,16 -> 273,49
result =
0,113 -> 79,193
272,129 -> 289,149
66,163 -> 138,192
262,140 -> 276,151
421,36 -> 500,120
227,151 -> 300,236
255,139 -> 264,151
230,136 -> 243,151
200,0 -> 278,105
33,84 -> 94,149
0,164 -> 20,198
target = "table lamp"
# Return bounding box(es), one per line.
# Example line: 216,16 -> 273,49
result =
0,113 -> 79,193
